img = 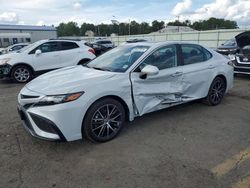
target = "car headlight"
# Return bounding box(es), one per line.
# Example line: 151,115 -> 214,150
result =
0,58 -> 11,65
35,92 -> 84,106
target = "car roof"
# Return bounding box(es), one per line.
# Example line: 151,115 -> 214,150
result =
122,41 -> 199,48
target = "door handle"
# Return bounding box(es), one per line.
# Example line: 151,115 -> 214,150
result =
171,71 -> 183,77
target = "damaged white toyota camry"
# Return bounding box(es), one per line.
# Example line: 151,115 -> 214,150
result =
17,42 -> 234,142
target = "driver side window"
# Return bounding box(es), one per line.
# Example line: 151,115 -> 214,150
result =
29,42 -> 59,54
140,45 -> 177,70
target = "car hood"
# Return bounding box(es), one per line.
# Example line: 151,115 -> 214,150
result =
0,52 -> 21,59
25,66 -> 117,95
235,31 -> 250,48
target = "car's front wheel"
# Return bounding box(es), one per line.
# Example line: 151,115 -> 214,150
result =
11,65 -> 32,83
83,98 -> 126,143
204,77 -> 227,106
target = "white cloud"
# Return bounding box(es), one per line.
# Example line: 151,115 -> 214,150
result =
73,2 -> 82,9
180,0 -> 250,25
172,0 -> 192,16
37,20 -> 45,26
0,12 -> 19,24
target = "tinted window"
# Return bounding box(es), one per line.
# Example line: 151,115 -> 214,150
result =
97,41 -> 112,44
11,45 -> 25,51
223,39 -> 236,47
60,42 -> 79,50
140,45 -> 177,70
181,44 -> 212,65
30,42 -> 59,54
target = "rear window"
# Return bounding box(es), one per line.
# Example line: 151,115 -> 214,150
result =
97,41 -> 112,44
60,42 -> 79,50
181,44 -> 212,65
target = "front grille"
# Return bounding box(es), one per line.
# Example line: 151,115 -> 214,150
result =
21,94 -> 40,99
234,67 -> 250,73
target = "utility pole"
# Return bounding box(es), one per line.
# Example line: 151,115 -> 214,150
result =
176,15 -> 180,32
129,19 -> 131,35
112,16 -> 120,35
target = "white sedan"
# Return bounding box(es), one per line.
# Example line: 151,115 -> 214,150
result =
17,42 -> 234,142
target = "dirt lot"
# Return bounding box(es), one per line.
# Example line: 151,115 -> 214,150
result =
0,76 -> 250,188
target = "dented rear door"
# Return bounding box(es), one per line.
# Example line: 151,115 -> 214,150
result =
130,44 -> 184,116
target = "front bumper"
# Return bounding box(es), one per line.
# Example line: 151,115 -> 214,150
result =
0,64 -> 12,78
17,86 -> 89,141
17,104 -> 66,141
233,57 -> 250,75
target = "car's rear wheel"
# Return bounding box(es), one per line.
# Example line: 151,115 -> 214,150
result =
11,65 -> 32,83
204,77 -> 226,106
83,98 -> 125,143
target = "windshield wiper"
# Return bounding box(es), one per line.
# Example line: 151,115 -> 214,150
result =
81,64 -> 90,68
91,67 -> 112,72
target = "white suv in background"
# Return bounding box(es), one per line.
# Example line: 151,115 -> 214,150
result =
0,39 -> 96,83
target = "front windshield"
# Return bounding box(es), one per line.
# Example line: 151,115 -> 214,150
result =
223,39 -> 236,47
87,45 -> 149,72
17,41 -> 39,53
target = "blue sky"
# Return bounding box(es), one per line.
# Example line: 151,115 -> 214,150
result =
0,0 -> 249,26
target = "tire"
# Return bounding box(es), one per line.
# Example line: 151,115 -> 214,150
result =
11,65 -> 32,83
83,98 -> 126,143
78,59 -> 91,65
203,77 -> 226,106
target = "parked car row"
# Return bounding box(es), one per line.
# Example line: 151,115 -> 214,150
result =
0,43 -> 29,55
17,41 -> 234,142
0,39 -> 96,82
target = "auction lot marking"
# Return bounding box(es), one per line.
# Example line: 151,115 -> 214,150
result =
211,148 -> 250,177
232,174 -> 250,188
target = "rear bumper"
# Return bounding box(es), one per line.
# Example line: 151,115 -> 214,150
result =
0,64 -> 12,78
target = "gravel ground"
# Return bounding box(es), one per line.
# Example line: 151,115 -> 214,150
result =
0,75 -> 249,188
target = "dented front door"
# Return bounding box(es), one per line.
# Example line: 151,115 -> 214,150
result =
130,45 -> 184,116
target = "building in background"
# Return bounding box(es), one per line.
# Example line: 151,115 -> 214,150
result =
151,26 -> 196,34
0,24 -> 57,47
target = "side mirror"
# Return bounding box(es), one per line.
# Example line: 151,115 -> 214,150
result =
221,43 -> 224,46
35,49 -> 42,56
141,65 -> 159,76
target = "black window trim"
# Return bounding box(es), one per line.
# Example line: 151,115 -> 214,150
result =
179,43 -> 213,66
58,41 -> 79,51
28,41 -> 60,55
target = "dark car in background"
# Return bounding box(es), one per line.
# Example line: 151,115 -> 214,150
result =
232,31 -> 250,75
216,39 -> 238,55
86,39 -> 114,56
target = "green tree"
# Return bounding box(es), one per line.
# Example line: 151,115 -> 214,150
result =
152,20 -> 165,32
191,17 -> 238,30
57,22 -> 80,36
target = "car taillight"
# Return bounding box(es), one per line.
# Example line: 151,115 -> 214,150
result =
88,48 -> 95,55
